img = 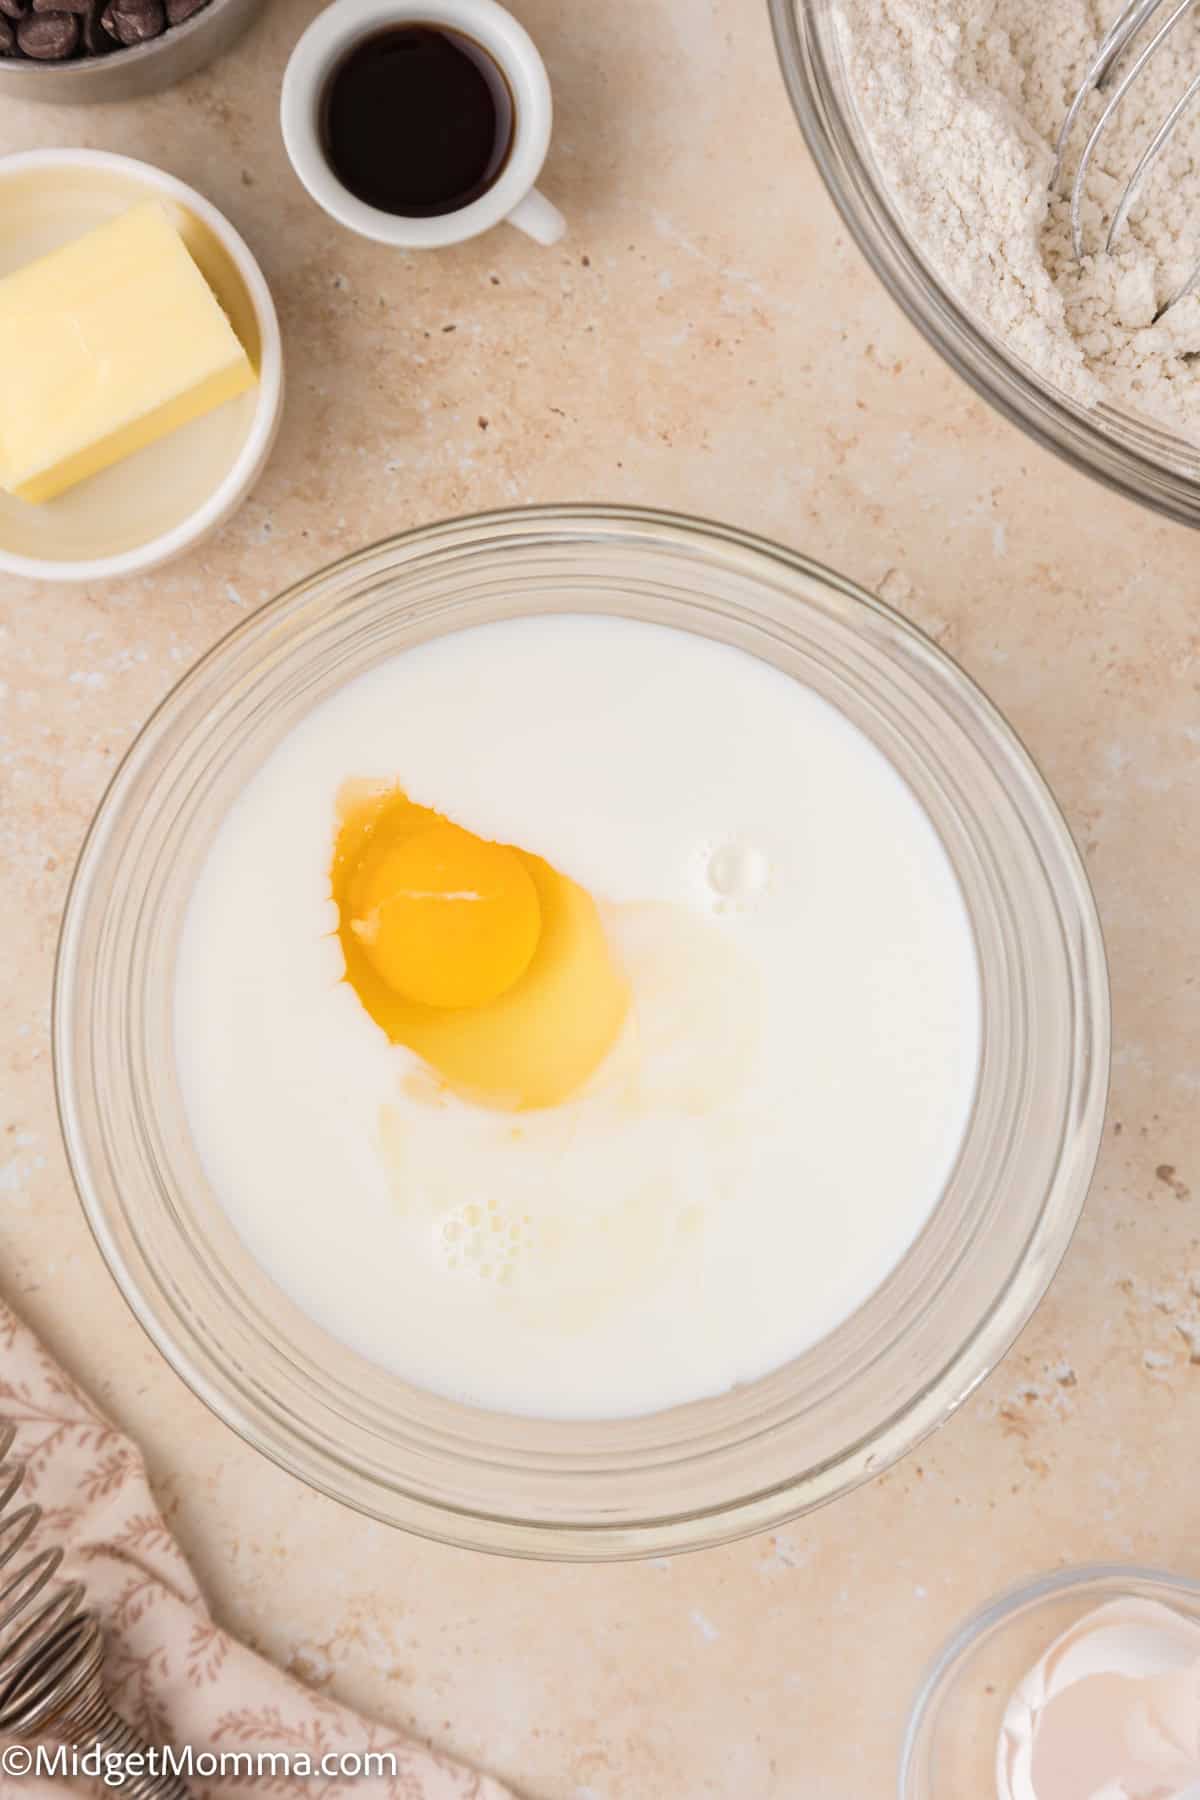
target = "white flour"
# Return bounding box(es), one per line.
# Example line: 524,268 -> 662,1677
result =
835,0 -> 1200,439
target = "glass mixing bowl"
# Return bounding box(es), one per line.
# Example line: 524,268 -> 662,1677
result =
769,1 -> 1200,528
54,506 -> 1109,1558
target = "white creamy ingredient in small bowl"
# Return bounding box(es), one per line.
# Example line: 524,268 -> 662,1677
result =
999,1598 -> 1200,1800
0,150 -> 283,584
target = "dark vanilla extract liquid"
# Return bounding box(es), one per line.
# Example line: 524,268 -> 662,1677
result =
320,25 -> 515,218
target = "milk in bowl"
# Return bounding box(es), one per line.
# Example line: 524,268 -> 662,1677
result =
174,613 -> 981,1420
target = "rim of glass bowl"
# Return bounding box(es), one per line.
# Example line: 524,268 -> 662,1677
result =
53,505 -> 1110,1559
768,0 -> 1200,529
899,1564 -> 1200,1797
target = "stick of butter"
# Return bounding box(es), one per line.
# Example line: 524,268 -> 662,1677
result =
0,202 -> 257,505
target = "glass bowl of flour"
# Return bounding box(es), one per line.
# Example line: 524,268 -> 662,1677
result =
770,0 -> 1200,526
55,507 -> 1108,1557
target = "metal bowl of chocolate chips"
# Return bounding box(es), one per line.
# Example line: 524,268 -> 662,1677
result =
0,0 -> 260,102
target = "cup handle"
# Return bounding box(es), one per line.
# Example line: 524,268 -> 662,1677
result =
506,187 -> 566,246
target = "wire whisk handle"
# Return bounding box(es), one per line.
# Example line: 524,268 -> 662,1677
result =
0,1423 -> 191,1799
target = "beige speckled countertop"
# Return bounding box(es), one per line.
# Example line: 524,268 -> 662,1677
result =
2,2 -> 1199,1794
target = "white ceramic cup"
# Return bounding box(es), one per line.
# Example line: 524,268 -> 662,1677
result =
280,0 -> 565,249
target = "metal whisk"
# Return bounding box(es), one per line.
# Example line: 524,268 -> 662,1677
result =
1054,0 -> 1200,312
0,1422 -> 191,1799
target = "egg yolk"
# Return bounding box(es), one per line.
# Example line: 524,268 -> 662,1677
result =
348,820 -> 541,1009
331,785 -> 630,1111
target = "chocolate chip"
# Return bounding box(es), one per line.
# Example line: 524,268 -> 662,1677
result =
101,0 -> 164,42
17,8 -> 78,53
6,0 -> 199,56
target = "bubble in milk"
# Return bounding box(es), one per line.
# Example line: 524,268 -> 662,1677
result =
705,841 -> 770,904
434,1194 -> 536,1286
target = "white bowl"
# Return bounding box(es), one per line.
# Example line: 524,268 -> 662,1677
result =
0,150 -> 283,584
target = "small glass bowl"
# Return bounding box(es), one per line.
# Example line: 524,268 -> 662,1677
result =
769,0 -> 1200,528
900,1565 -> 1200,1798
54,506 -> 1109,1557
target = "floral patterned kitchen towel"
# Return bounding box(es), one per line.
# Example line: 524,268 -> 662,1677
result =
0,1299 -> 516,1799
